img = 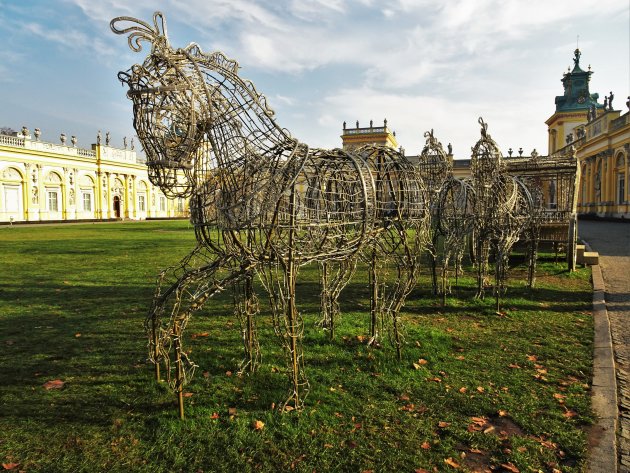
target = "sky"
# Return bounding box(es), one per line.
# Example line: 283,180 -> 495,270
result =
0,0 -> 628,159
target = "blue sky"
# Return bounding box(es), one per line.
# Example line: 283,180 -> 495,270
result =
0,0 -> 628,158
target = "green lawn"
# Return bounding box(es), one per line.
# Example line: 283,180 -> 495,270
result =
0,221 -> 594,472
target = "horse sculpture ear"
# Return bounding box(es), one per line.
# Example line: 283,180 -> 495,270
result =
110,11 -> 169,53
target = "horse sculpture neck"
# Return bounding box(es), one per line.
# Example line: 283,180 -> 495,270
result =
187,49 -> 308,227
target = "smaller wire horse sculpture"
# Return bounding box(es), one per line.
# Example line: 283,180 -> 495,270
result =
111,12 -> 429,417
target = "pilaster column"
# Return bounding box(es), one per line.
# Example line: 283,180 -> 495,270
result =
36,164 -> 44,219
105,172 -> 112,219
62,167 -> 69,220
23,163 -> 31,221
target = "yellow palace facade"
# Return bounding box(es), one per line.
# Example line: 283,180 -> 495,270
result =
546,49 -> 629,220
0,128 -> 188,223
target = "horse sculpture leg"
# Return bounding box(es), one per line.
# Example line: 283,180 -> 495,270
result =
233,273 -> 261,374
147,244 -> 215,382
374,222 -> 422,361
318,259 -> 358,339
148,254 -> 252,418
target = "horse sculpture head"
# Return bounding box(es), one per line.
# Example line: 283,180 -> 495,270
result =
111,11 -> 294,209
111,12 -> 216,197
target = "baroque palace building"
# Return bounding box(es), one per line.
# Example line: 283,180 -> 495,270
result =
341,49 -> 629,220
0,128 -> 188,223
546,49 -> 629,219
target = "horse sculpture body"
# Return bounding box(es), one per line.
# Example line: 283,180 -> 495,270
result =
111,12 -> 428,416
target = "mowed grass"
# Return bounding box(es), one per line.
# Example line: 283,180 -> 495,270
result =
0,221 -> 594,472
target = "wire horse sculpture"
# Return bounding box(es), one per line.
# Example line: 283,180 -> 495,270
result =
469,118 -> 537,312
416,130 -> 475,304
111,12 -> 429,417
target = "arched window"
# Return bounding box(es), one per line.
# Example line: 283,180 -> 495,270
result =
581,164 -> 587,205
594,161 -> 602,203
79,174 -> 96,217
616,154 -> 626,205
45,171 -> 63,219
1,167 -> 25,222
137,181 -> 148,215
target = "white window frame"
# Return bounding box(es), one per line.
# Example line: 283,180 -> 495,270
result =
138,193 -> 146,212
47,188 -> 60,213
81,190 -> 93,212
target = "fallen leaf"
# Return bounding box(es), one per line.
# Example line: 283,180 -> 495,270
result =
508,363 -> 521,369
421,441 -> 431,450
210,412 -> 219,419
202,371 -> 210,378
228,407 -> 237,416
225,370 -> 233,377
438,421 -> 451,428
191,332 -> 209,339
252,419 -> 265,430
415,470 -> 430,473
476,386 -> 485,393
498,410 -> 508,417
283,405 -> 295,412
563,409 -> 578,418
444,457 -> 460,469
500,462 -> 520,472
400,393 -> 410,401
74,333 -> 81,338
458,387 -> 467,394
418,358 -> 428,365
2,463 -> 20,471
455,355 -> 465,360
324,443 -> 333,448
43,379 -> 65,390
469,448 -> 484,454
526,354 -> 537,362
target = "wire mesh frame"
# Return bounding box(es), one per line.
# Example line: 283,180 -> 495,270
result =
111,12 -> 430,416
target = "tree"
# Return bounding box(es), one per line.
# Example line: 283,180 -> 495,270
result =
0,126 -> 16,136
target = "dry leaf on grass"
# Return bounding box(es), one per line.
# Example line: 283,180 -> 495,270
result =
43,379 -> 65,390
252,420 -> 265,430
444,457 -> 460,468
500,462 -> 520,472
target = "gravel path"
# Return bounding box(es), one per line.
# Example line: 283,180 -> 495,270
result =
579,219 -> 630,472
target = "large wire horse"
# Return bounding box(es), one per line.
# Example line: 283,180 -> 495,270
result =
111,12 -> 428,417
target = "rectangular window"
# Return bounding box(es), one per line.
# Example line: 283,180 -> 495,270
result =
618,173 -> 626,204
177,198 -> 184,212
82,192 -> 92,212
138,194 -> 146,212
47,191 -> 59,212
159,196 -> 166,212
